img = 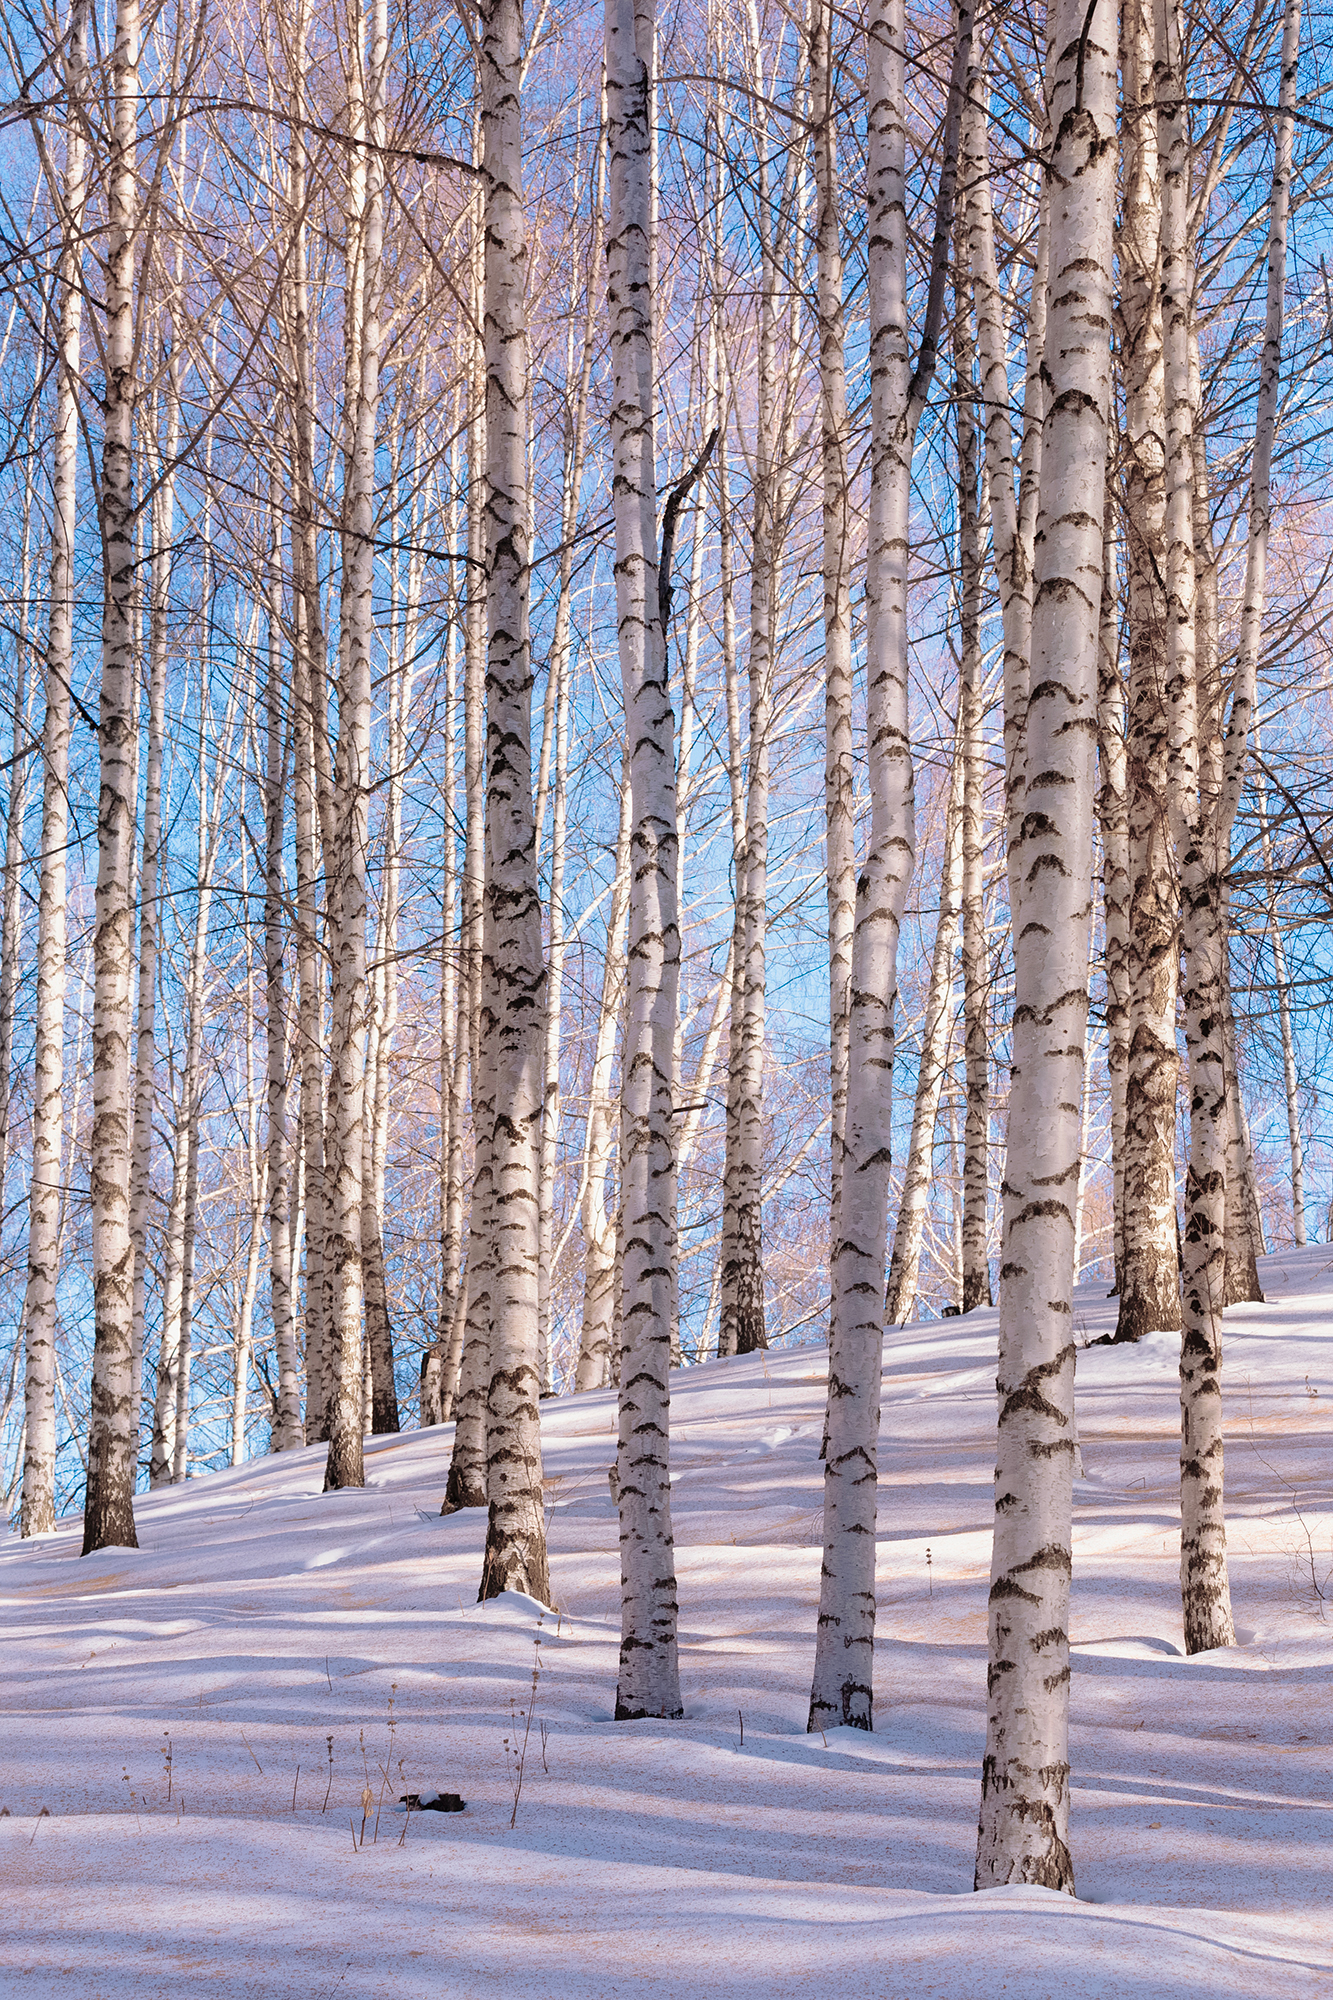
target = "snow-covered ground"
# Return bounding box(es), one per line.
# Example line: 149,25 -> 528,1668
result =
4,1246 -> 1332,1998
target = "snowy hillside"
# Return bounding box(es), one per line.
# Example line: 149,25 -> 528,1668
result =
4,1247 -> 1333,1998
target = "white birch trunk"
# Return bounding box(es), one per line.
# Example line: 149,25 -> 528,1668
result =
1096,501 -> 1129,1292
1164,0 -> 1298,1652
1116,0 -> 1181,1345
974,0 -> 1116,1889
606,0 -> 681,1717
421,446 -> 462,1430
477,0 -> 550,1603
231,1162 -> 268,1468
83,0 -> 143,1554
884,725 -> 964,1325
323,0 -> 387,1491
721,4 -> 794,1363
812,0 -> 855,1255
963,74 -> 1044,907
0,650 -> 31,1225
537,655 -> 569,1394
150,1102 -> 188,1487
265,469 -> 301,1448
1158,0 -> 1234,1656
536,177 -> 602,1387
1221,926 -> 1265,1305
293,597 -> 328,1440
363,537 -> 410,1436
286,0 -> 330,1441
1256,762 -> 1305,1242
22,0 -> 88,1537
442,280 -> 490,1501
577,758 -> 632,1392
809,0 -> 970,1734
232,870 -> 267,1468
1212,0 -> 1300,1307
956,277 -> 991,1314
126,353 -> 176,1431
153,648 -> 237,1486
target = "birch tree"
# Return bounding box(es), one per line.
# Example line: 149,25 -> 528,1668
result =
963,71 -> 1045,913
1116,0 -> 1181,1345
420,442 -> 463,1430
576,757 -> 631,1392
151,636 -> 240,1485
1167,0 -> 1301,1654
323,0 -> 388,1492
536,146 -> 604,1389
974,0 -> 1116,1890
809,0 -> 970,1736
127,338 -> 178,1429
442,263 -> 491,1509
265,470 -> 301,1447
606,0 -> 681,1719
1096,503 -> 1129,1292
719,5 -> 801,1361
885,728 -> 964,1325
21,0 -> 88,1537
83,0 -> 145,1555
284,0 -> 331,1442
811,0 -> 854,1274
1256,759 -> 1305,1242
476,0 -> 550,1603
955,265 -> 991,1314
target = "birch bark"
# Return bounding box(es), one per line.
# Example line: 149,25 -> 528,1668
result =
577,757 -> 631,1392
956,276 -> 991,1314
152,654 -> 237,1485
442,301 -> 490,1507
1096,501 -> 1129,1291
22,0 -> 88,1537
150,1078 -> 189,1485
720,5 -> 794,1362
126,350 -> 176,1428
293,593 -> 329,1439
1157,0 -> 1233,1655
0,648 -> 30,1223
1221,937 -> 1264,1304
963,74 -> 1043,905
83,0 -> 143,1554
1166,0 -> 1298,1651
232,841 -> 267,1467
1116,0 -> 1181,1344
362,538 -> 410,1436
323,0 -> 387,1491
884,725 -> 964,1325
809,0 -> 970,1735
536,181 -> 601,1387
607,0 -> 681,1718
811,0 -> 855,1255
1256,761 -> 1305,1242
421,456 -> 461,1430
287,0 -> 331,1440
537,657 -> 569,1393
477,0 -> 550,1604
265,472 -> 301,1448
974,0 -> 1116,1889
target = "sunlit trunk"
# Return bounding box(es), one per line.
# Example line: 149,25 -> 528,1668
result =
606,0 -> 682,1718
974,0 -> 1115,1890
22,0 -> 88,1537
83,0 -> 144,1554
324,0 -> 388,1491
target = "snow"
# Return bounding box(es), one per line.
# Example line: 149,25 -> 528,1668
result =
3,1247 -> 1333,1997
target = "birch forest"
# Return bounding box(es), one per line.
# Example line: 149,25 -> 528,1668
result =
2,0 -> 1333,1895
